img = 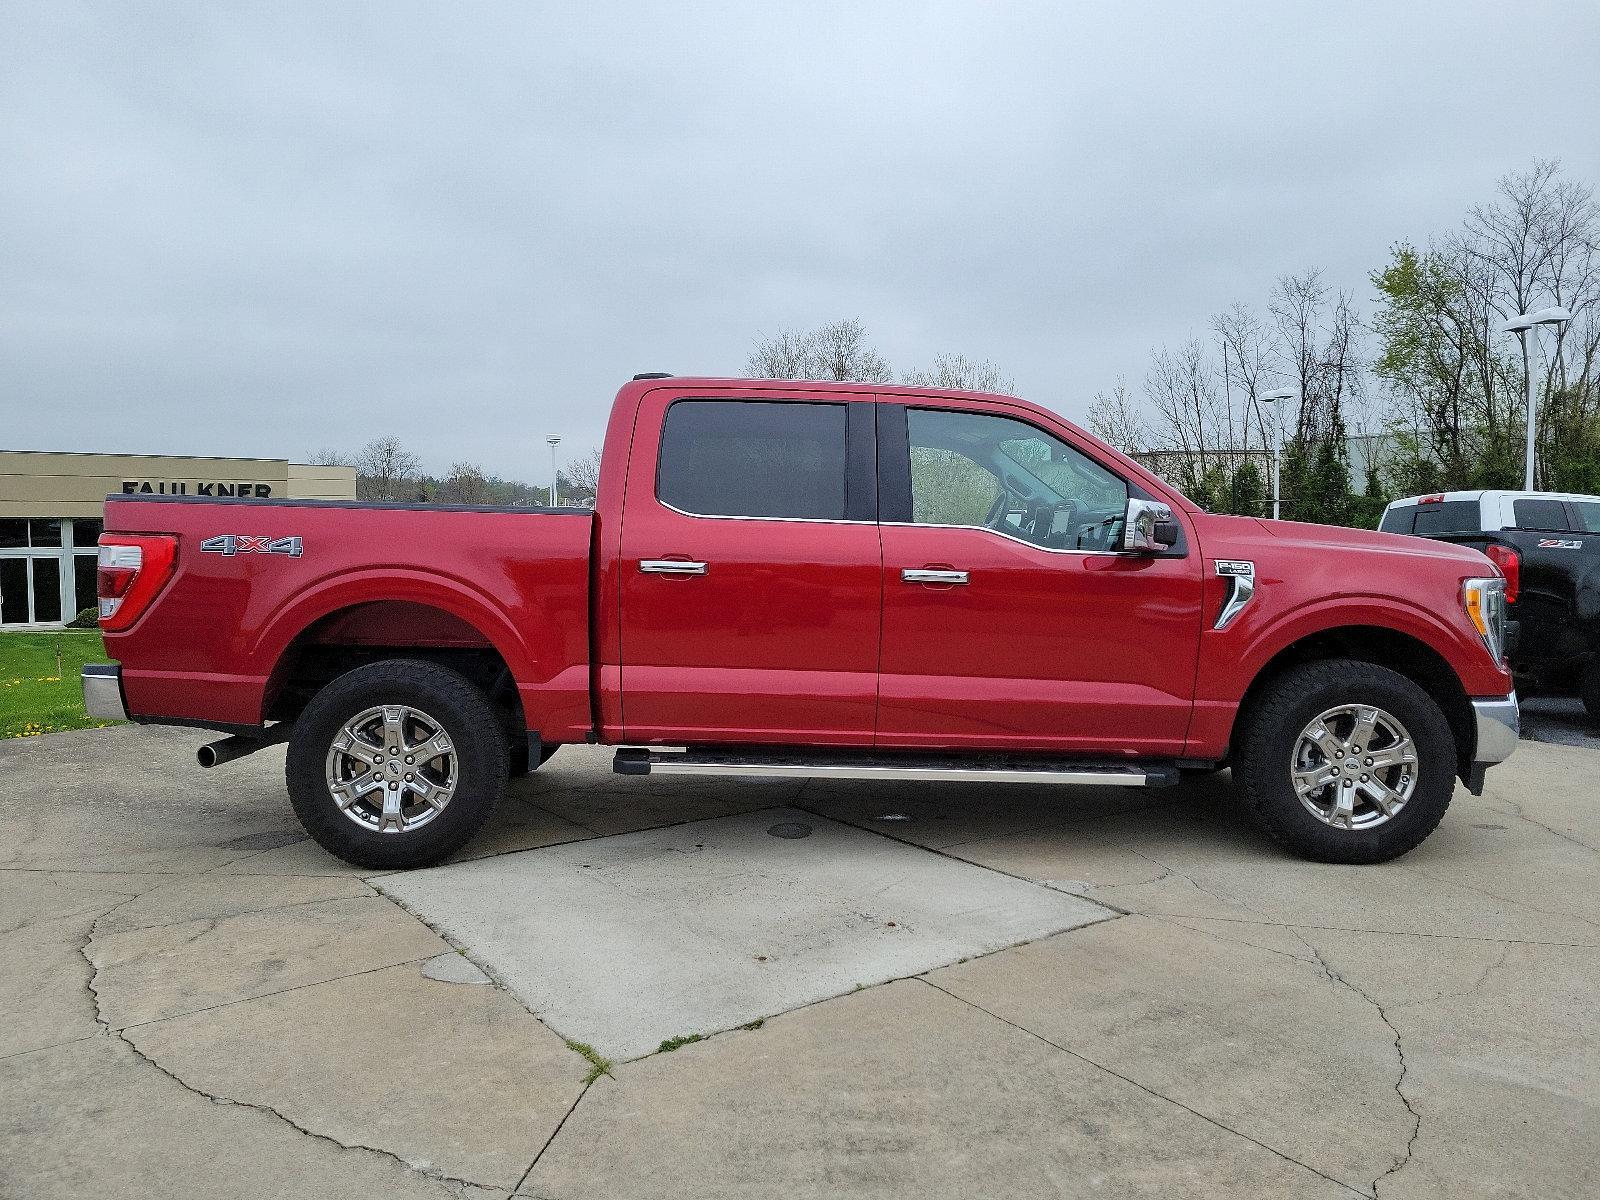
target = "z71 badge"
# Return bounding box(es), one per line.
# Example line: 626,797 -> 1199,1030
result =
1537,538 -> 1583,550
200,535 -> 303,558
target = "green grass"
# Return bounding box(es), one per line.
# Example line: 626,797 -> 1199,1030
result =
564,1039 -> 614,1085
656,1033 -> 704,1053
0,631 -> 118,739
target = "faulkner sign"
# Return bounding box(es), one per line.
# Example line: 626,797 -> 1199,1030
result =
120,480 -> 275,498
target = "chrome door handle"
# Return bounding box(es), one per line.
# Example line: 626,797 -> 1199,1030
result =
902,568 -> 968,585
639,559 -> 707,576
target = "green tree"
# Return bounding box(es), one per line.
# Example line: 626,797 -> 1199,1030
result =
1229,461 -> 1265,517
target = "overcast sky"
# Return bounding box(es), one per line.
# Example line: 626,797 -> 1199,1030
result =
3,2 -> 1598,479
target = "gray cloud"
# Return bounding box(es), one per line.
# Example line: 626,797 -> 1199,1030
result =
3,1 -> 1597,477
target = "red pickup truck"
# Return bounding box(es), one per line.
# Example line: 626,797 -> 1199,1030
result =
83,376 -> 1518,869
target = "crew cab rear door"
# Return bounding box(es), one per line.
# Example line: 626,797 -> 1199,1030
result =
874,400 -> 1204,755
616,389 -> 880,745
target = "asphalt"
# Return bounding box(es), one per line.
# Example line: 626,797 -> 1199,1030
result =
1,722 -> 1595,1199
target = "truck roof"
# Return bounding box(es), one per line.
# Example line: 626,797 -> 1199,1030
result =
1385,488 -> 1600,509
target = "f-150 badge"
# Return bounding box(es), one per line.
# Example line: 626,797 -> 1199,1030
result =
200,535 -> 303,558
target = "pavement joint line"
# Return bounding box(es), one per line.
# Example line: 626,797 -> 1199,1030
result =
790,802 -> 1134,917
927,793 -> 1189,852
71,888 -> 494,1193
0,1034 -> 98,1065
1394,864 -> 1600,934
917,977 -> 1374,1200
513,1078 -> 595,1193
1143,912 -> 1596,949
1292,931 -> 1422,1197
112,954 -> 438,1033
89,888 -> 389,939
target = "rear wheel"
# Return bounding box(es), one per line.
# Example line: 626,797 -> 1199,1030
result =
286,659 -> 507,869
1581,661 -> 1600,725
1234,659 -> 1457,864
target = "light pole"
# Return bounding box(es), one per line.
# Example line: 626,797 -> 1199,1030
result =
1500,307 -> 1572,491
1260,388 -> 1299,521
545,434 -> 562,507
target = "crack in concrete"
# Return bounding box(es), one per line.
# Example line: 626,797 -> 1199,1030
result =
1294,933 -> 1421,1198
70,878 -> 494,1195
1482,794 -> 1598,854
1154,910 -> 1591,949
1397,866 -> 1600,935
920,977 -> 1371,1198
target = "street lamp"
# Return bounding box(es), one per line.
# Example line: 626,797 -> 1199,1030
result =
1500,307 -> 1572,491
545,434 -> 562,507
1260,388 -> 1299,521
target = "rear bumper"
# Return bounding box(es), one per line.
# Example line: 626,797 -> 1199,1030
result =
1470,691 -> 1519,766
82,664 -> 129,722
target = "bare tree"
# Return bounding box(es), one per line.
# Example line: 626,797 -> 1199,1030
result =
305,448 -> 355,467
355,437 -> 421,501
745,318 -> 893,383
564,447 -> 603,497
1085,378 -> 1148,453
901,353 -> 1014,393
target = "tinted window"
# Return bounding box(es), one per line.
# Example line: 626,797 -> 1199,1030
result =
1412,501 -> 1480,535
657,400 -> 847,520
1571,501 -> 1600,534
1378,507 -> 1414,534
906,407 -> 1128,550
1513,498 -> 1571,531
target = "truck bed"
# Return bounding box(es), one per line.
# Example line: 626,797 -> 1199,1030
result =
101,494 -> 595,734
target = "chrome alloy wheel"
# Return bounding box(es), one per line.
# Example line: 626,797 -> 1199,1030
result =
1291,704 -> 1417,830
325,705 -> 457,835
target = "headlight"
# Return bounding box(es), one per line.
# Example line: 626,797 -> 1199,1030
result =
1462,576 -> 1508,665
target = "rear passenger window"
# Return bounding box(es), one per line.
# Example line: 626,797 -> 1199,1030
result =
1378,507 -> 1415,534
1513,498 -> 1571,531
1411,501 -> 1480,535
1572,502 -> 1600,534
657,400 -> 847,520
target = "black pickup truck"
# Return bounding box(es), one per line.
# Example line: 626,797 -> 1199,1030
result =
1381,490 -> 1600,719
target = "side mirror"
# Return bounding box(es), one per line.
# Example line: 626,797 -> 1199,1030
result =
1122,497 -> 1179,553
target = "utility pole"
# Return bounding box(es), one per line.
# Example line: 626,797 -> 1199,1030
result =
1500,308 -> 1572,491
546,434 -> 562,507
1261,388 -> 1299,520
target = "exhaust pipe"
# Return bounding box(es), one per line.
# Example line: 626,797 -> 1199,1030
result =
197,726 -> 290,769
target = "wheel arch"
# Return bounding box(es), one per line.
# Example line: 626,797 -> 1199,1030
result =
262,595 -> 529,740
1231,625 -> 1476,776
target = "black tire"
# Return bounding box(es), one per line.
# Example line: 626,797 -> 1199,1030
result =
1581,661 -> 1600,725
1234,659 -> 1457,864
286,659 -> 507,869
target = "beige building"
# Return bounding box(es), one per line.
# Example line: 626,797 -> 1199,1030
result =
0,450 -> 356,628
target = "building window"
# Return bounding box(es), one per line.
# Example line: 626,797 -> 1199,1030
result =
0,517 -> 98,627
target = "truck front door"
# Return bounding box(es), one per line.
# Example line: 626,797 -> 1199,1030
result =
617,390 -> 881,745
875,401 -> 1204,756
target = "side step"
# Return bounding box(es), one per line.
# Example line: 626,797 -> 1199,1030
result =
613,747 -> 1178,788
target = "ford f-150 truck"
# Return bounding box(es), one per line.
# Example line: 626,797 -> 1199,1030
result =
83,376 -> 1519,869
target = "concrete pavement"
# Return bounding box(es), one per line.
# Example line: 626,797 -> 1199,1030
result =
1,724 -> 1595,1198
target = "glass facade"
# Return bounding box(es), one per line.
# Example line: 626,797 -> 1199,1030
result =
0,518 -> 100,627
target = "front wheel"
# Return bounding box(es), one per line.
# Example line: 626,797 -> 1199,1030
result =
286,659 -> 507,869
1234,659 -> 1457,864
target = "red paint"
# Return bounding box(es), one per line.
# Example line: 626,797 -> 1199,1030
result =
102,378 -> 1512,764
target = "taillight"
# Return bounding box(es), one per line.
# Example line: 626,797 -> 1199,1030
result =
98,534 -> 178,631
1484,543 -> 1520,604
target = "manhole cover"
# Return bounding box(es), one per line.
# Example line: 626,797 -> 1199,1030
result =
767,821 -> 813,839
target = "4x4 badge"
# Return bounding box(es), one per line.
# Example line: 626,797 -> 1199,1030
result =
200,535 -> 303,558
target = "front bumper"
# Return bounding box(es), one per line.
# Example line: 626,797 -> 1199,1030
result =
82,664 -> 129,722
1470,691 -> 1519,766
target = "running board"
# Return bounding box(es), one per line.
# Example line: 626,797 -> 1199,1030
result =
612,747 -> 1178,787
